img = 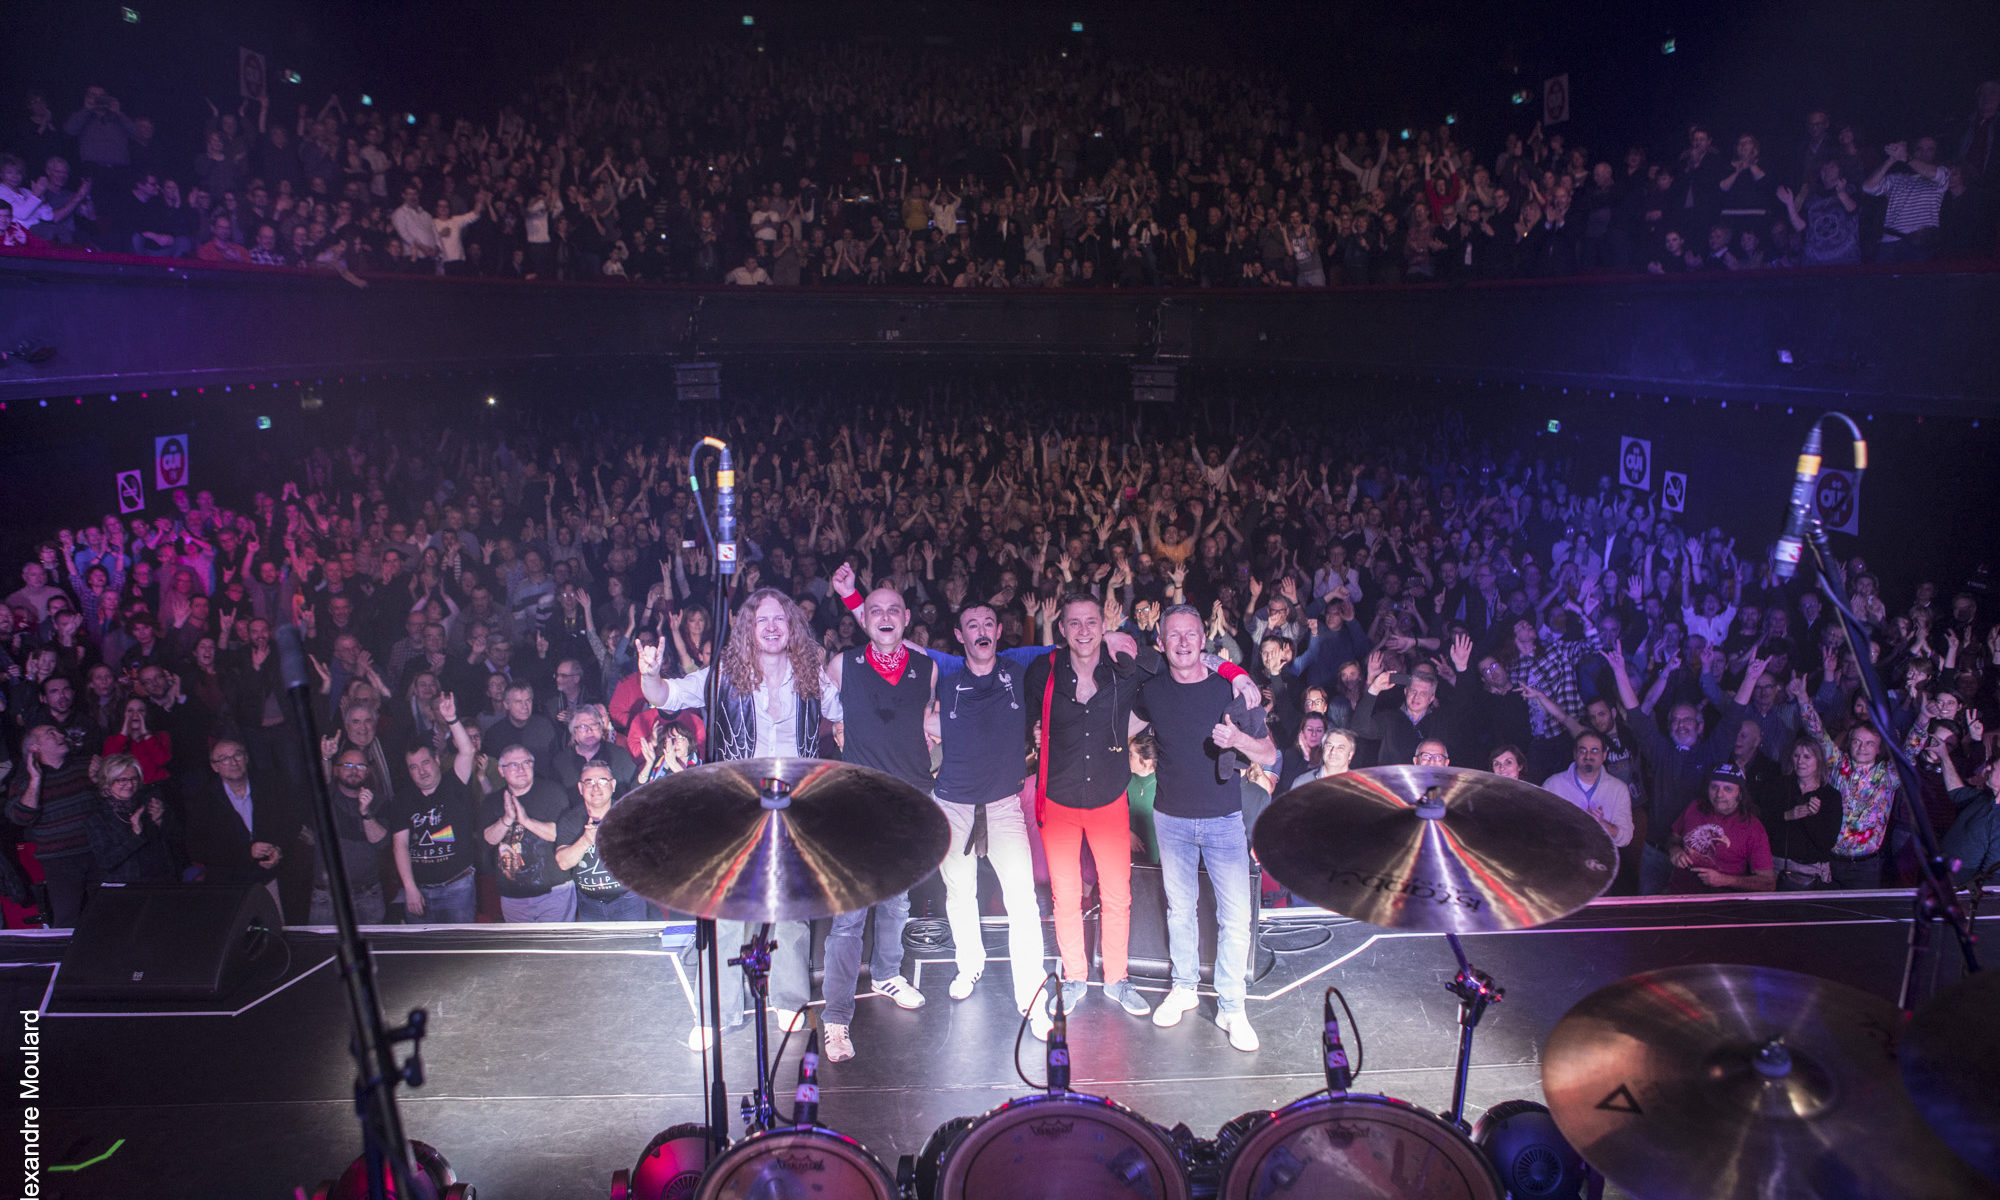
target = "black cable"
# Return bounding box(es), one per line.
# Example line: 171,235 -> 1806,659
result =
1329,984 -> 1364,1082
1013,973 -> 1058,1091
901,917 -> 952,954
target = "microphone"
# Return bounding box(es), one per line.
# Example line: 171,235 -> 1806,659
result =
1323,989 -> 1352,1093
703,435 -> 737,578
1047,978 -> 1070,1093
1772,421 -> 1824,582
277,622 -> 312,693
794,1027 -> 820,1127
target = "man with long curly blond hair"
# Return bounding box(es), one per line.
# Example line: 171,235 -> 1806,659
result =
641,586 -> 845,1051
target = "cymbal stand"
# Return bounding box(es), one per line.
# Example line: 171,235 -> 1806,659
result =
731,923 -> 781,1132
1442,932 -> 1504,1130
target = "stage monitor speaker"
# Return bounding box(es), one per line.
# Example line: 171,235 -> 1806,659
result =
675,361 -> 722,404
1118,862 -> 1272,985
56,882 -> 284,1002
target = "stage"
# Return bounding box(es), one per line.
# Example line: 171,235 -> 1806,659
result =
3,890 -> 1989,1198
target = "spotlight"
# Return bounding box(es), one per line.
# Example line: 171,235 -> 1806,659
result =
1445,113 -> 1458,125
121,6 -> 140,22
1661,38 -> 1677,54
314,1141 -> 473,1199
360,94 -> 373,107
1511,90 -> 1529,105
1775,348 -> 1796,365
1399,128 -> 1412,140
284,70 -> 302,85
741,13 -> 754,25
256,416 -> 273,430
485,396 -> 498,406
406,113 -> 416,125
1545,419 -> 1561,434
1071,20 -> 1084,32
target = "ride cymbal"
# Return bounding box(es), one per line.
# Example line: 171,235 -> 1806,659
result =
1253,765 -> 1616,932
1544,963 -> 1999,1200
597,757 -> 950,922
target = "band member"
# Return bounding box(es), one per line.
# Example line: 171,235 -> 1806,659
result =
1135,605 -> 1277,1052
819,566 -> 934,1063
1025,594 -> 1159,1020
642,587 -> 842,1050
922,602 -> 1065,1035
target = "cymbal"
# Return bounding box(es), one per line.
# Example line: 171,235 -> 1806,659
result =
1902,969 -> 2000,1186
1544,964 -> 2000,1200
1252,764 -> 1616,932
596,758 -> 950,922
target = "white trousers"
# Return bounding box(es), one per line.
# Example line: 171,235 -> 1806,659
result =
933,792 -> 1047,1011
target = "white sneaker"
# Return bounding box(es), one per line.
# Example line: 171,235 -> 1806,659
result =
1152,987 -> 1200,1027
872,975 -> 927,1009
823,1022 -> 855,1063
771,1007 -> 807,1033
1026,1004 -> 1053,1041
686,1026 -> 714,1053
1216,1011 -> 1260,1052
948,970 -> 982,1000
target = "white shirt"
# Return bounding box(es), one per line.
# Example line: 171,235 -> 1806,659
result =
391,202 -> 439,255
0,182 -> 52,226
434,209 -> 482,263
1541,766 -> 1634,848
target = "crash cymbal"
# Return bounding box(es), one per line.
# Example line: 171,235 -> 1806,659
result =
1902,969 -> 2000,1186
596,758 -> 950,922
1544,964 -> 2000,1200
1252,764 -> 1616,932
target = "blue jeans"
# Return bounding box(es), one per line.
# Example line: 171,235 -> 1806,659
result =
821,891 -> 911,1025
415,872 -> 478,924
577,889 -> 652,921
499,881 -> 578,923
1153,812 -> 1253,1013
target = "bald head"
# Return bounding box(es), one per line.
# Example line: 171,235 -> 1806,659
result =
862,587 -> 908,649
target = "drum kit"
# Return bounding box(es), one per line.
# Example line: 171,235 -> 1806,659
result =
592,759 -> 1996,1200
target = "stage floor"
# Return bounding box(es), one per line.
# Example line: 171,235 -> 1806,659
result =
3,890 -> 1990,1199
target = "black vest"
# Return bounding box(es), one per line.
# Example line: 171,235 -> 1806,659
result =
838,649 -> 936,790
709,675 -> 823,761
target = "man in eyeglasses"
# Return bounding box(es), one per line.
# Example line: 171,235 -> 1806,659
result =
556,762 -> 647,922
308,748 -> 391,924
183,738 -> 304,917
483,747 -> 575,922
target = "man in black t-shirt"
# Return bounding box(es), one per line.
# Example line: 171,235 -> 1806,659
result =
1134,606 -> 1276,1053
556,761 -> 648,921
482,745 -> 575,921
389,696 -> 483,924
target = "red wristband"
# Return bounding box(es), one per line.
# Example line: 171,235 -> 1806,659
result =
1217,661 -> 1249,683
841,590 -> 863,612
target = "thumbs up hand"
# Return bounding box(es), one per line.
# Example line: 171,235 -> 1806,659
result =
1211,713 -> 1243,750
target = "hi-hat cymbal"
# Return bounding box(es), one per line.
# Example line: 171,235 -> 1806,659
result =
1902,969 -> 2000,1186
1544,964 -> 2000,1200
596,758 -> 950,922
1252,764 -> 1616,932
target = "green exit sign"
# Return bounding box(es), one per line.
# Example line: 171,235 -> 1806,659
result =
1546,419 -> 1562,434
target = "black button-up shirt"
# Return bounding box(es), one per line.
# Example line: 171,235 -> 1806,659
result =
1027,645 -> 1160,810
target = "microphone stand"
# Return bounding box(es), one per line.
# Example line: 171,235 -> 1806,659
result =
1805,526 -> 1982,1007
278,626 -> 427,1200
688,437 -> 737,1152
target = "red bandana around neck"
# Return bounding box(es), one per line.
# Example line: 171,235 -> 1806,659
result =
866,643 -> 909,687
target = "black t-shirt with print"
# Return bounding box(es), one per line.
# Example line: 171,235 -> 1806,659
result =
556,801 -> 629,900
480,778 -> 572,898
387,774 -> 483,887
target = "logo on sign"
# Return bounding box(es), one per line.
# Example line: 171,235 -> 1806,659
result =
1815,474 -> 1853,527
116,470 -> 145,514
155,435 -> 189,490
1662,471 -> 1687,513
1619,437 -> 1652,490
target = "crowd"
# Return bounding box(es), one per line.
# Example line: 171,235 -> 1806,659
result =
4,45 -> 1997,284
1,381 -> 1996,937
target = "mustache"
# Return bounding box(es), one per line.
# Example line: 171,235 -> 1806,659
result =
973,636 -> 994,647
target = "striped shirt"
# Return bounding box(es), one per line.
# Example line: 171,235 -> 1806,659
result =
1864,167 -> 1952,237
7,760 -> 106,860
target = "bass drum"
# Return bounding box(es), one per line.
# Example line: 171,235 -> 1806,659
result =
694,1125 -> 897,1200
927,1091 -> 1191,1200
1218,1094 -> 1502,1200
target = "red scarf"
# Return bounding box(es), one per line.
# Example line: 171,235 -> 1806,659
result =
866,643 -> 908,687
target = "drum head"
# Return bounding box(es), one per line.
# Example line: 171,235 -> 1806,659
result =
1221,1094 -> 1502,1200
695,1126 -> 895,1200
935,1092 -> 1191,1200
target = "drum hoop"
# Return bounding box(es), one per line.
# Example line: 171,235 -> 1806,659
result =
1221,1092 -> 1501,1200
936,1091 -> 1190,1200
697,1125 -> 896,1199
